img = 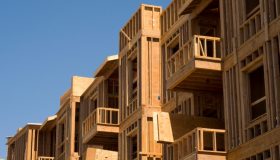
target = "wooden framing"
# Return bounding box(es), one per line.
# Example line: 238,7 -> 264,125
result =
6,0 -> 280,160
159,0 -> 226,160
166,128 -> 226,160
221,0 -> 280,159
79,55 -> 120,160
55,76 -> 94,160
38,115 -> 57,160
6,123 -> 41,160
118,4 -> 163,160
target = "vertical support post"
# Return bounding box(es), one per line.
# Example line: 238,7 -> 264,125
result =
97,108 -> 99,124
194,36 -> 198,58
214,39 -> 217,58
213,131 -> 217,151
204,37 -> 207,56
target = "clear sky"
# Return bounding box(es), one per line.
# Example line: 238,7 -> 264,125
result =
0,0 -> 170,158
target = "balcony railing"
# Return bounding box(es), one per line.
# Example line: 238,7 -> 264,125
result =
82,107 -> 119,136
167,35 -> 221,78
38,157 -> 55,160
168,128 -> 226,159
240,8 -> 263,44
246,113 -> 268,141
126,98 -> 138,117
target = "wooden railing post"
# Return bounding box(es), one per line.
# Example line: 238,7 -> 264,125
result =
97,108 -> 100,124
194,36 -> 198,57
213,131 -> 217,151
204,37 -> 207,56
213,39 -> 216,58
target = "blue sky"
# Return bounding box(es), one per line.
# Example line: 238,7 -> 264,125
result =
0,0 -> 170,158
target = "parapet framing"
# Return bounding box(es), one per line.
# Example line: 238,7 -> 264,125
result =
6,0 -> 280,160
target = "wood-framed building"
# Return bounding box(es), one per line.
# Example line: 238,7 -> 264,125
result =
5,0 -> 280,159
7,123 -> 41,160
118,4 -> 163,160
37,115 -> 57,160
155,0 -> 226,159
55,76 -> 94,160
220,0 -> 280,159
80,55 -> 119,160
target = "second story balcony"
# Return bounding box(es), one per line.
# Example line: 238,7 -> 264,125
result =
82,107 -> 119,144
166,35 -> 222,91
166,127 -> 226,160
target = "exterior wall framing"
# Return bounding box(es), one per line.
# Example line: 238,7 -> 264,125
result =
5,0 -> 280,160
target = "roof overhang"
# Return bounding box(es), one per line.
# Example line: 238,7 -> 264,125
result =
94,55 -> 118,77
40,115 -> 57,131
7,123 -> 42,145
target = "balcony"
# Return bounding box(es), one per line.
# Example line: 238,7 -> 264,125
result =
166,35 -> 222,91
167,128 -> 226,160
82,107 -> 119,144
37,157 -> 55,160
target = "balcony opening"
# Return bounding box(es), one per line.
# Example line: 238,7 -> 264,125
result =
202,108 -> 218,118
189,0 -> 221,59
108,97 -> 118,108
129,135 -> 138,160
74,134 -> 79,152
129,57 -> 138,100
168,146 -> 174,160
74,103 -> 80,152
168,38 -> 179,56
198,94 -> 222,119
203,132 -> 214,151
200,27 -> 216,37
108,68 -> 119,108
50,127 -> 56,156
249,66 -> 266,120
192,0 -> 220,37
90,98 -> 98,113
257,153 -> 264,159
60,123 -> 65,142
166,38 -> 180,77
184,98 -> 192,116
264,150 -> 271,159
58,122 -> 65,156
245,0 -> 259,18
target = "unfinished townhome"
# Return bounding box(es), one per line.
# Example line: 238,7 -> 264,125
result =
154,0 -> 226,159
37,115 -> 57,160
80,55 -> 119,160
118,4 -> 163,160
56,76 -> 94,160
6,0 -> 280,160
6,123 -> 41,160
220,0 -> 280,159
